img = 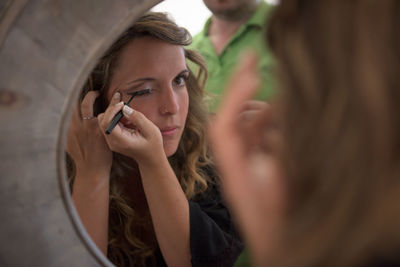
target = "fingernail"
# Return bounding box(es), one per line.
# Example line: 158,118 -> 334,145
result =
116,101 -> 124,107
113,92 -> 120,100
123,105 -> 133,116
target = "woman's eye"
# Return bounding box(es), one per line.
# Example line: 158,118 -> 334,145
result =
174,75 -> 188,87
136,88 -> 153,96
126,88 -> 153,98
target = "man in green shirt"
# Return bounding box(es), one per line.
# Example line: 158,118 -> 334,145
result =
190,1 -> 275,266
190,0 -> 275,112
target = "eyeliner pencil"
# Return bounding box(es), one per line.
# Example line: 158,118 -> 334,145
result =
105,88 -> 151,135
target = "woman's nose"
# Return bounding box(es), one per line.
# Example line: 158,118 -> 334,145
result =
159,87 -> 179,115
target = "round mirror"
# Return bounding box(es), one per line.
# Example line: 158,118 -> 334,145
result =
0,0 -> 160,265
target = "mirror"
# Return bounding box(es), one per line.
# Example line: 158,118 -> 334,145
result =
63,3 -> 215,266
63,1 -> 261,266
0,0 -> 276,265
0,0 -> 160,266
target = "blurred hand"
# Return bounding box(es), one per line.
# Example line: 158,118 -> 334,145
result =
208,52 -> 285,265
237,99 -> 271,148
66,91 -> 113,176
238,100 -> 269,122
98,93 -> 164,165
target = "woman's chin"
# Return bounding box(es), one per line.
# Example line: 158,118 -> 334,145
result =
164,144 -> 178,158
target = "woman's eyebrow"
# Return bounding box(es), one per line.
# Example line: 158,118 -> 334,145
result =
178,69 -> 189,76
119,78 -> 155,92
125,77 -> 156,86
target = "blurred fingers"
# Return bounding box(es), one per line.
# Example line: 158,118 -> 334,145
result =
81,91 -> 100,119
240,100 -> 268,112
217,51 -> 261,121
109,91 -> 121,106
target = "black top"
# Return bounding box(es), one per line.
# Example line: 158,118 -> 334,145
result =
153,169 -> 244,267
365,254 -> 400,267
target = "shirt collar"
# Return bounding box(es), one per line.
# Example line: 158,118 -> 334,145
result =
201,0 -> 271,37
245,1 -> 271,29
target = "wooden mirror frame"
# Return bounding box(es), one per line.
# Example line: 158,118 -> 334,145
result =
0,0 -> 160,265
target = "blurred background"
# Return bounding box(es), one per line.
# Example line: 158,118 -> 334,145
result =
152,0 -> 279,36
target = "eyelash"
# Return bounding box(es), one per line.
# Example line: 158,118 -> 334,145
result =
125,73 -> 188,96
124,88 -> 153,99
174,73 -> 189,87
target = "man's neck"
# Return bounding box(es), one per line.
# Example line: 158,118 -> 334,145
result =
209,16 -> 247,36
207,2 -> 259,55
208,16 -> 249,55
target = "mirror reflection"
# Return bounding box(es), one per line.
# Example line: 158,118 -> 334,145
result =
65,11 -> 243,266
62,0 -> 400,266
65,0 -> 278,265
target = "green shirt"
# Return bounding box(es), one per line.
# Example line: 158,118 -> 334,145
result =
190,1 -> 275,112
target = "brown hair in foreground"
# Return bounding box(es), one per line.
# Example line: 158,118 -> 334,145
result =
266,0 -> 400,266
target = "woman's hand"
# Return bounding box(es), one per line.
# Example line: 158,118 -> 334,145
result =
68,91 -> 116,256
237,99 -> 270,147
66,91 -> 113,176
239,100 -> 269,121
98,93 -> 164,165
208,52 -> 285,265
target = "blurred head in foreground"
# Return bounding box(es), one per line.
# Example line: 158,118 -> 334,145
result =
210,1 -> 400,266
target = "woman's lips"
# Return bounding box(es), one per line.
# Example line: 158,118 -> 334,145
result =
160,126 -> 179,136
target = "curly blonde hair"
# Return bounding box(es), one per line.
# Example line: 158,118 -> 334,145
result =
68,12 -> 212,266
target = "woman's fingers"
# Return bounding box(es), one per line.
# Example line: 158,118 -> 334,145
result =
209,50 -> 267,203
217,51 -> 260,122
67,92 -> 98,154
99,92 -> 124,127
238,106 -> 268,122
96,103 -> 162,161
122,105 -> 159,138
209,51 -> 260,151
109,92 -> 121,106
81,90 -> 100,119
238,101 -> 272,148
98,102 -> 124,131
240,100 -> 268,112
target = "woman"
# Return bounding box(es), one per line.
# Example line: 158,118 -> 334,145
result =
210,0 -> 400,266
67,12 -> 242,267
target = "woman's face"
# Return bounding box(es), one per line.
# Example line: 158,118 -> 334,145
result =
107,36 -> 189,157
